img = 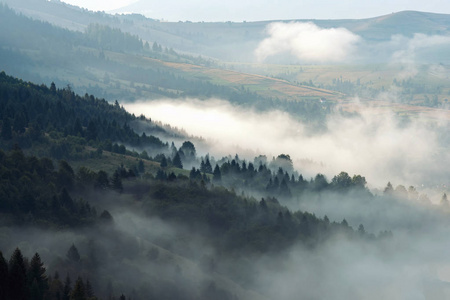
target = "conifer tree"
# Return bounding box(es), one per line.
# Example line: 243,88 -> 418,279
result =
9,248 -> 28,300
160,155 -> 168,168
205,157 -> 213,174
213,165 -> 221,182
85,279 -> 94,298
0,251 -> 8,300
173,152 -> 183,169
27,253 -> 48,300
111,170 -> 123,192
63,275 -> 72,300
67,244 -> 81,263
70,277 -> 86,300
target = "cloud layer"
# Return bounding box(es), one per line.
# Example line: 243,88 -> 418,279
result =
255,22 -> 360,63
124,98 -> 449,193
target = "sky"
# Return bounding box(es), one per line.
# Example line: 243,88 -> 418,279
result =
60,0 -> 450,21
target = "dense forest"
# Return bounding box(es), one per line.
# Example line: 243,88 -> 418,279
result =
0,72 -> 403,299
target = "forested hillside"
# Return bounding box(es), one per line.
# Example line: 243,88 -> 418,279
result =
1,0 -> 449,297
0,73 -> 396,300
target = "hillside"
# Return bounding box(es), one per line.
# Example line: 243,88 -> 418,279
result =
0,72 -> 386,300
0,0 -> 450,293
3,0 -> 450,61
2,0 -> 450,120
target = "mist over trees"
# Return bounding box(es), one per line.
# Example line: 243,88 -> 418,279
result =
0,0 -> 449,298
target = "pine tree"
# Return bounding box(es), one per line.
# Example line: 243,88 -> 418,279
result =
200,160 -> 206,173
213,165 -> 221,182
205,157 -> 212,173
8,248 -> 28,300
384,182 -> 394,196
63,275 -> 71,300
138,159 -> 145,173
66,244 -> 81,263
0,251 -> 8,300
173,152 -> 183,169
27,253 -> 48,300
111,170 -> 123,192
70,277 -> 86,300
160,155 -> 168,168
279,178 -> 291,197
85,279 -> 94,298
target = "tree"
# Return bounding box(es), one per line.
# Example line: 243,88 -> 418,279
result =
85,280 -> 94,298
273,154 -> 293,174
0,252 -> 7,300
331,171 -> 352,190
66,244 -> 81,263
63,275 -> 72,300
279,178 -> 291,197
100,210 -> 113,223
204,157 -> 213,173
95,170 -> 109,189
383,182 -> 394,196
213,165 -> 222,182
160,155 -> 168,168
70,277 -> 86,300
441,193 -> 449,207
50,82 -> 57,94
351,175 -> 366,189
179,141 -> 196,162
173,152 -> 183,169
9,248 -> 28,300
358,224 -> 365,236
111,170 -> 123,192
312,174 -> 328,191
138,159 -> 145,173
394,185 -> 408,199
27,253 -> 48,300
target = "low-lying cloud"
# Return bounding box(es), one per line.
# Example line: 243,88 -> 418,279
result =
124,98 -> 449,194
388,33 -> 450,78
255,22 -> 361,63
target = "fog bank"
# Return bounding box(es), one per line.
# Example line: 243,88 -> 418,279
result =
124,98 -> 449,191
255,22 -> 360,63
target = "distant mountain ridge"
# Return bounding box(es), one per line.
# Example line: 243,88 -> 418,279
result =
2,0 -> 450,60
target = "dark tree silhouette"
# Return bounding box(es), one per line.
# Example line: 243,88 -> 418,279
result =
0,251 -> 7,300
8,248 -> 28,300
27,253 -> 48,300
66,244 -> 81,263
173,152 -> 183,169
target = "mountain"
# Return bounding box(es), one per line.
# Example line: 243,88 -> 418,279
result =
3,0 -> 450,61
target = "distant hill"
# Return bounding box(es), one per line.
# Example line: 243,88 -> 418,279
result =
2,0 -> 450,61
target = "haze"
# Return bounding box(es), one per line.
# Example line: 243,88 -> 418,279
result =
124,98 -> 449,192
62,0 -> 450,21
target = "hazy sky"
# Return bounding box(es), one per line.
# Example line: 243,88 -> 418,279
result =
61,0 -> 450,21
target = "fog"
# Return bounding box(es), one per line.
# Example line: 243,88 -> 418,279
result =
388,33 -> 450,78
255,22 -> 361,63
3,193 -> 450,299
254,21 -> 450,66
124,98 -> 449,191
